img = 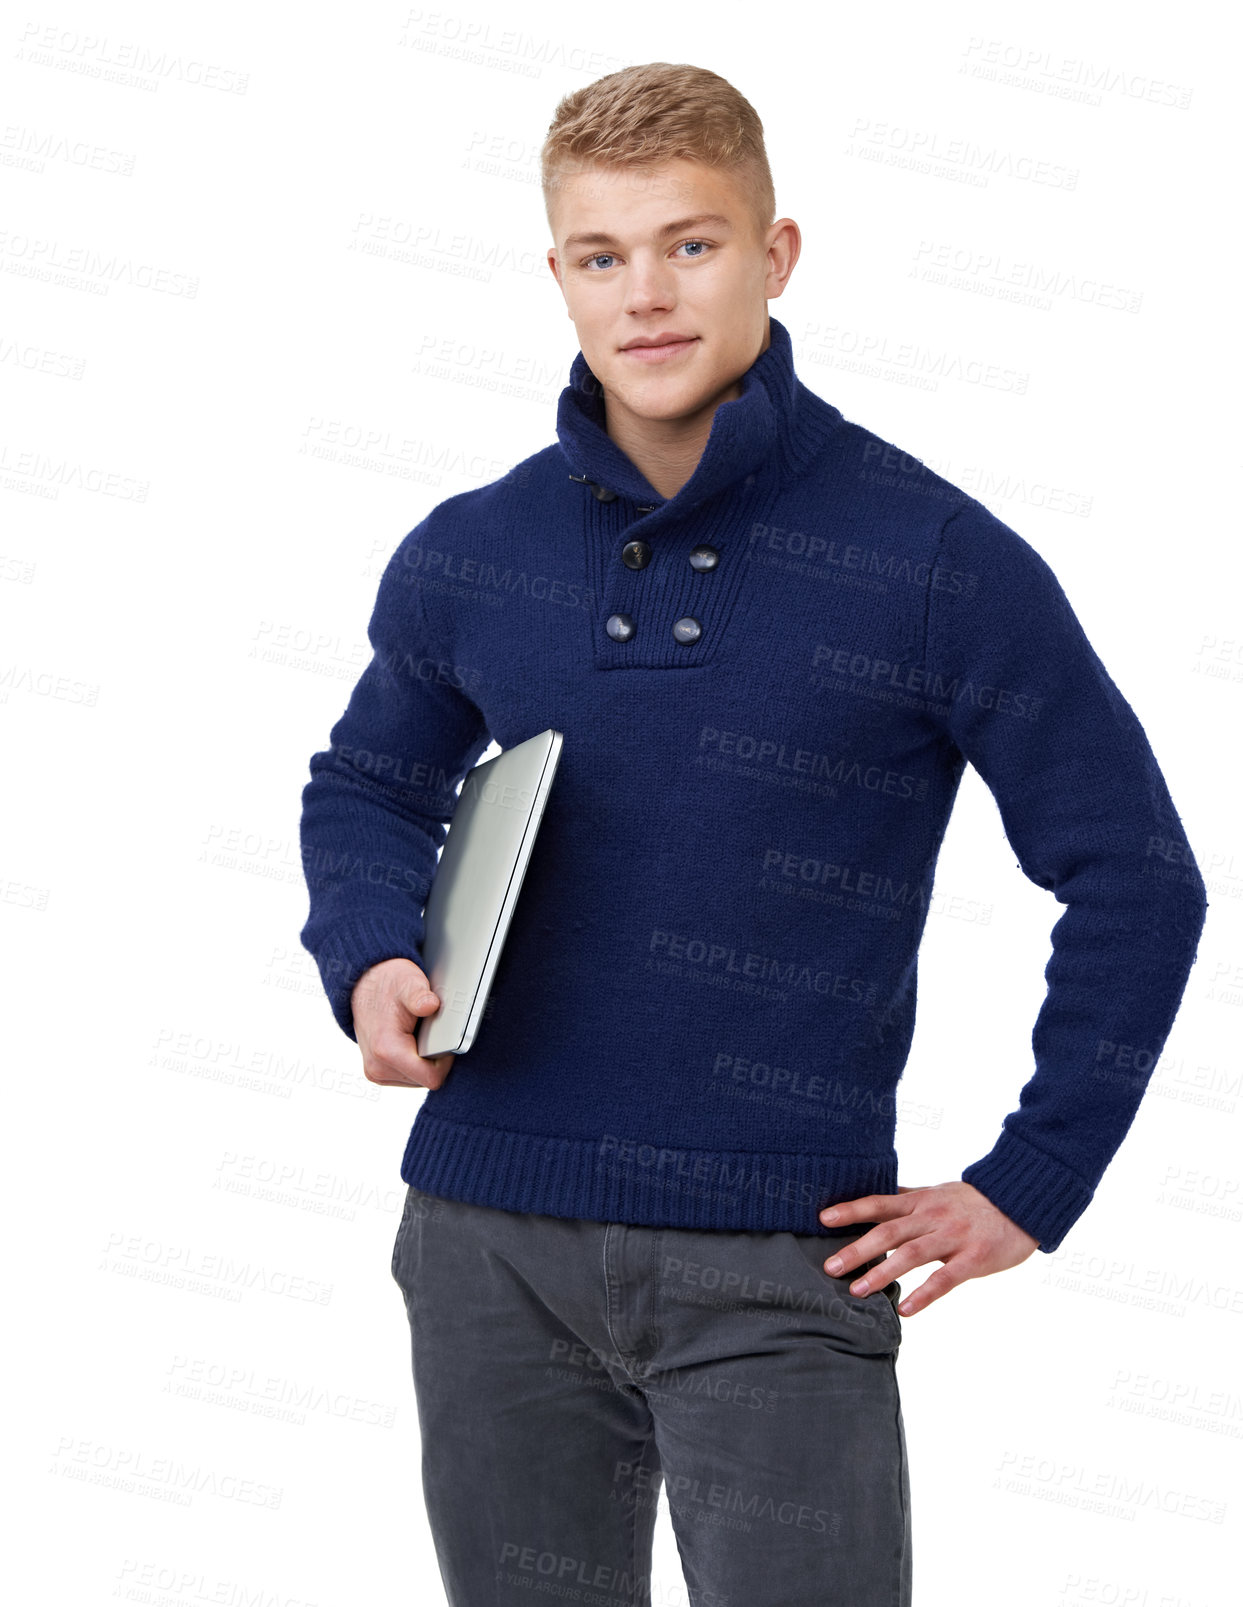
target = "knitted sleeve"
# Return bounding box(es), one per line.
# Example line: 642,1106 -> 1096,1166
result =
298,513 -> 493,1041
922,496 -> 1208,1252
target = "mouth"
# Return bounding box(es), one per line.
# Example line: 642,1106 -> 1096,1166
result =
619,335 -> 699,364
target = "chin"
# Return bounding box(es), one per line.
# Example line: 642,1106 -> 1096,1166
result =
608,376 -> 700,420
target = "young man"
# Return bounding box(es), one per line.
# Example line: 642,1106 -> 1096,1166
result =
299,62 -> 1207,1607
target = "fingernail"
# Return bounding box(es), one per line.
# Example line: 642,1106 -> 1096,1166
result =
852,1278 -> 869,1294
821,1209 -> 838,1223
825,1256 -> 843,1273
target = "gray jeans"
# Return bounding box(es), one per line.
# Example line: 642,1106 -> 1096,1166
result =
391,1184 -> 911,1607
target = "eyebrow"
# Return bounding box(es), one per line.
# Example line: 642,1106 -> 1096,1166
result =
561,213 -> 736,252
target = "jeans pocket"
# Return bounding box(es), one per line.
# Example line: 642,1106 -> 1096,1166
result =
391,1184 -> 419,1284
872,1277 -> 903,1350
784,1226 -> 903,1355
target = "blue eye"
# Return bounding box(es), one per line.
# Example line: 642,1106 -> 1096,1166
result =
579,239 -> 714,271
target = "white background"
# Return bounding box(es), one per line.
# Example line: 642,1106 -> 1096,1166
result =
2,3 -> 1239,1603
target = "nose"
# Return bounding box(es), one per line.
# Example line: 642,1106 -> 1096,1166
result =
622,250 -> 675,318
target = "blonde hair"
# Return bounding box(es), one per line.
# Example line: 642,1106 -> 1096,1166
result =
541,62 -> 775,244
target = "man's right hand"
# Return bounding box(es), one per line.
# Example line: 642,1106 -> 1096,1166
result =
351,957 -> 455,1090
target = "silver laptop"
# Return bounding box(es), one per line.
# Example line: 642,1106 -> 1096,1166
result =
415,728 -> 563,1059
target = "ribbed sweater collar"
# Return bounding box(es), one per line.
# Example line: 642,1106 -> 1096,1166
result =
555,314 -> 833,516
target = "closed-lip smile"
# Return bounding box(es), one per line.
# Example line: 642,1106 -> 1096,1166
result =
619,333 -> 698,362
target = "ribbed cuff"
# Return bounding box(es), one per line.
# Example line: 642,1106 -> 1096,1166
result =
961,1127 -> 1097,1254
310,913 -> 427,1041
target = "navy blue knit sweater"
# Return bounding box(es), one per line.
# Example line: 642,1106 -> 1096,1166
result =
298,315 -> 1208,1252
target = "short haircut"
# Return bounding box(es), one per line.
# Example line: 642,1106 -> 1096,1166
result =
541,62 -> 776,245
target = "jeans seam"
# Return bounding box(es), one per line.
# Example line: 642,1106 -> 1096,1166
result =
891,1352 -> 911,1605
648,1229 -> 663,1371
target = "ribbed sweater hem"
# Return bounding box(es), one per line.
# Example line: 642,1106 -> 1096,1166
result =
400,1108 -> 898,1235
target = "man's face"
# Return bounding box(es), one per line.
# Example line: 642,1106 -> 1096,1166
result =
547,157 -> 780,429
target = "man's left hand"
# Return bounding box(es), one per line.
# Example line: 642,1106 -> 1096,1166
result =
818,1181 -> 1040,1316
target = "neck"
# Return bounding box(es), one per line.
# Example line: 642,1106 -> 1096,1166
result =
602,377 -> 743,500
